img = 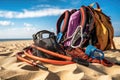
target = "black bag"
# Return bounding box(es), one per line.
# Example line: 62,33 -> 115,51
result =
32,30 -> 66,59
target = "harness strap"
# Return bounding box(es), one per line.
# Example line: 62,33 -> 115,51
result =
25,50 -> 73,65
31,44 -> 72,60
80,7 -> 86,27
17,45 -> 89,67
85,6 -> 95,31
17,52 -> 49,70
56,9 -> 77,34
17,45 -> 119,67
56,9 -> 78,43
56,10 -> 70,34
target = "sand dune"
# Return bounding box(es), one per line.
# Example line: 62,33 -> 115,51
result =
0,38 -> 120,80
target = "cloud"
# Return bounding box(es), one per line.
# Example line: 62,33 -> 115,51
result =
0,25 -> 56,38
0,8 -> 68,18
0,26 -> 39,38
0,21 -> 14,26
24,23 -> 33,27
70,0 -> 81,5
31,4 -> 56,9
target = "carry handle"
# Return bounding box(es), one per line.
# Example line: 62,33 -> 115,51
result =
89,2 -> 101,11
56,10 -> 70,42
56,9 -> 77,43
56,10 -> 70,34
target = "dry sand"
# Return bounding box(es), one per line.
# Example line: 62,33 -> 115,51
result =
0,37 -> 120,80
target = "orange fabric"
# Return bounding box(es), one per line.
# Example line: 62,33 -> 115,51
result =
16,44 -> 75,66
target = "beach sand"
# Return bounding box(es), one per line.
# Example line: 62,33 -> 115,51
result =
0,37 -> 120,80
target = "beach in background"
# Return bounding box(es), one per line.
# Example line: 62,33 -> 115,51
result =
0,37 -> 120,80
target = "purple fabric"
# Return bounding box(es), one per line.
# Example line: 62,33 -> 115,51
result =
64,11 -> 81,46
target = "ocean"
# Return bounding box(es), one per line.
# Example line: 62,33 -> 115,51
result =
0,38 -> 32,42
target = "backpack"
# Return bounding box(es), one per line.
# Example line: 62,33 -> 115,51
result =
55,2 -> 116,67
88,2 -> 116,50
57,6 -> 96,48
56,2 -> 116,50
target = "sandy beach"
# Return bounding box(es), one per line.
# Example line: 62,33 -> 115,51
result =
0,37 -> 120,80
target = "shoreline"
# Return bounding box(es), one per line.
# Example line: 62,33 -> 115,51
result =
0,39 -> 32,42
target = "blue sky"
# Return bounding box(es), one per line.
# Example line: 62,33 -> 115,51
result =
0,0 -> 120,39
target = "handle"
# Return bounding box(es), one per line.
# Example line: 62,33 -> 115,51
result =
56,10 -> 70,34
89,2 -> 101,11
56,10 -> 70,42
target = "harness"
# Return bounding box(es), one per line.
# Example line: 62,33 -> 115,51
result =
17,45 -> 89,70
17,30 -> 89,70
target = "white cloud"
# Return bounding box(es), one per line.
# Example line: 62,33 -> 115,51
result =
0,27 -> 39,38
32,4 -> 55,9
0,8 -> 69,18
0,26 -> 57,39
37,4 -> 52,7
24,23 -> 33,27
70,0 -> 82,5
0,21 -> 14,26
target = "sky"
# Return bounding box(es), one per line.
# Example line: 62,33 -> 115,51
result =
0,0 -> 120,39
